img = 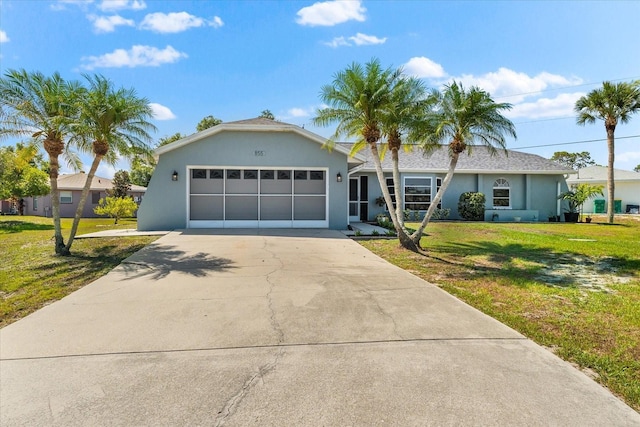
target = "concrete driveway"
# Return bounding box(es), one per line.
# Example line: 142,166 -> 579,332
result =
1,229 -> 638,426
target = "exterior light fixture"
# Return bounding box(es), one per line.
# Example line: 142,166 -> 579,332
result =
172,171 -> 178,181
336,172 -> 342,182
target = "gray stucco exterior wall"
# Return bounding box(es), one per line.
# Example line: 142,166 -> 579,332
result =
138,130 -> 350,230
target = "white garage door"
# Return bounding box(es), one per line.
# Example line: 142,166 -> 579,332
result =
188,167 -> 328,228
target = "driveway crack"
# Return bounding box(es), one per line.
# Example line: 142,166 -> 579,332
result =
362,289 -> 405,340
213,348 -> 284,427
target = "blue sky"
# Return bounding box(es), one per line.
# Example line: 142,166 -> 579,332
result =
1,0 -> 639,178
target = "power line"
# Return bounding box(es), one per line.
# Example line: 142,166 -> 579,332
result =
513,116 -> 575,125
511,134 -> 640,150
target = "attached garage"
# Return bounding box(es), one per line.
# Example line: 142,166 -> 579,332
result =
188,167 -> 328,228
138,118 -> 361,231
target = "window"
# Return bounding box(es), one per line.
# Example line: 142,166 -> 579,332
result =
436,178 -> 443,209
92,191 -> 101,204
294,170 -> 308,180
277,170 -> 291,180
244,170 -> 258,179
60,191 -> 72,204
493,178 -> 510,208
210,169 -> 223,179
385,178 -> 396,211
261,170 -> 274,180
192,169 -> 207,179
310,170 -> 324,180
33,197 -> 38,211
404,177 -> 431,211
227,170 -> 241,179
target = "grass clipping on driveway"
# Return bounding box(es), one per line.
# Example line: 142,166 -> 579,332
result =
0,216 -> 159,327
360,219 -> 640,412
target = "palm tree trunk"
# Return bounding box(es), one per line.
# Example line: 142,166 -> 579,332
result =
411,152 -> 460,245
64,154 -> 103,253
48,153 -> 67,255
369,143 -> 420,252
606,124 -> 616,224
391,148 -> 407,230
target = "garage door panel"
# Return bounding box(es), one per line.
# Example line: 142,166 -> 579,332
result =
260,196 -> 292,220
294,196 -> 326,220
261,179 -> 292,194
226,196 -> 258,220
190,196 -> 223,220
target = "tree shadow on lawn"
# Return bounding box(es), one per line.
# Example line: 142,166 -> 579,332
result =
117,243 -> 236,280
0,220 -> 54,233
432,241 -> 639,290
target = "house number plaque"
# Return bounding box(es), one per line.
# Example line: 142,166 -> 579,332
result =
254,150 -> 265,156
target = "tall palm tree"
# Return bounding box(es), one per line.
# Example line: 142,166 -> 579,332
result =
313,59 -> 422,251
64,74 -> 156,253
410,81 -> 516,245
0,69 -> 83,255
380,76 -> 434,231
575,81 -> 640,224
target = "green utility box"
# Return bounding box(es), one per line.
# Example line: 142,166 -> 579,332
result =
594,199 -> 605,213
615,200 -> 622,214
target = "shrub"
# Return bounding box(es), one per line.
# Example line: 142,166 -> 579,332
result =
458,192 -> 485,221
432,208 -> 451,220
94,196 -> 138,224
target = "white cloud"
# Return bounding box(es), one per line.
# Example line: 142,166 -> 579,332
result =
296,0 -> 366,26
149,103 -> 176,120
452,67 -> 583,102
80,45 -> 187,70
98,0 -> 146,12
0,30 -> 9,43
211,16 -> 224,28
324,36 -> 350,48
51,0 -> 93,11
140,12 -> 223,33
88,14 -> 135,33
96,163 -> 117,179
403,56 -> 447,79
349,33 -> 386,46
506,92 -> 585,119
325,33 -> 385,48
288,107 -> 312,118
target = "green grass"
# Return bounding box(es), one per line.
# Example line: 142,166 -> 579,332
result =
0,216 -> 159,327
360,218 -> 640,411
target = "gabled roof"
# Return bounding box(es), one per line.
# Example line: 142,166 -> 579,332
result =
154,118 -> 365,164
339,144 -> 572,174
57,173 -> 146,192
566,165 -> 640,183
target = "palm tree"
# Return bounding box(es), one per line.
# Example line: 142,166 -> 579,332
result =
575,81 -> 640,224
380,76 -> 434,231
313,59 -> 422,251
410,81 -> 516,245
0,69 -> 83,255
64,74 -> 156,254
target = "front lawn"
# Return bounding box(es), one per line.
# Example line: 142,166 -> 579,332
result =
360,218 -> 640,411
0,216 -> 159,327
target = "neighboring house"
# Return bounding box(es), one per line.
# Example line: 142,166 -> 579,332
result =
138,118 -> 572,231
566,166 -> 640,214
22,173 -> 146,218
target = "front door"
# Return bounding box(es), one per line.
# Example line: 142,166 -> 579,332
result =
349,176 -> 368,223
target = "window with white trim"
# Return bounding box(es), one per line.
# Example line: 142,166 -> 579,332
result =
404,177 -> 432,211
493,178 -> 511,208
60,191 -> 72,204
436,177 -> 443,209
